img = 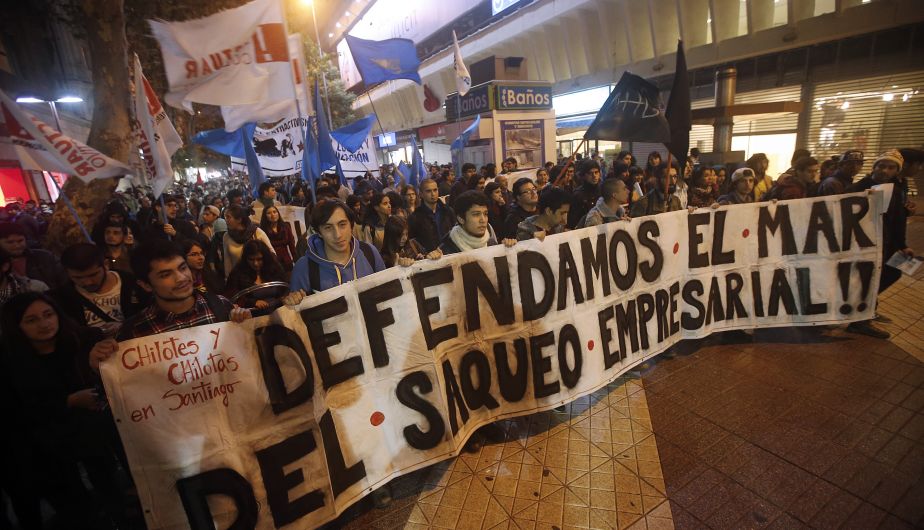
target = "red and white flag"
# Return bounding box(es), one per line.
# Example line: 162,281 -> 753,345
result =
0,90 -> 130,182
220,33 -> 313,132
133,55 -> 183,198
149,0 -> 292,113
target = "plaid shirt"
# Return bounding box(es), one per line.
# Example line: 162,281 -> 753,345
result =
119,292 -> 233,340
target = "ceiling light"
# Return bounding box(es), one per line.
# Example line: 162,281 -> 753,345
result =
15,96 -> 43,103
882,93 -> 894,101
336,22 -> 341,28
902,93 -> 910,102
345,10 -> 351,16
840,101 -> 850,109
328,33 -> 334,38
55,96 -> 83,103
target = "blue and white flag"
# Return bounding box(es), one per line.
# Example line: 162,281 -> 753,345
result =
410,136 -> 426,188
450,114 -> 481,176
345,35 -> 421,86
331,114 -> 377,153
241,124 -> 266,198
452,30 -> 471,96
396,161 -> 411,186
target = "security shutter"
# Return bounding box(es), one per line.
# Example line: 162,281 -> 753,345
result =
806,70 -> 924,174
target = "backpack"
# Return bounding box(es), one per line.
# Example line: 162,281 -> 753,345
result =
306,241 -> 377,294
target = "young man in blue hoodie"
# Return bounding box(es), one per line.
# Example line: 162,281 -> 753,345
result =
287,199 -> 386,295
283,199 -> 391,507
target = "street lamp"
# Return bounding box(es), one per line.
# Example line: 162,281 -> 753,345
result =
15,95 -> 84,131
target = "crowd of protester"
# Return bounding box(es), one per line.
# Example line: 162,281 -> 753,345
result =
0,145 -> 919,528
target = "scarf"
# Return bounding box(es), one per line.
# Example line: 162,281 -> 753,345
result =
227,224 -> 257,244
449,225 -> 490,251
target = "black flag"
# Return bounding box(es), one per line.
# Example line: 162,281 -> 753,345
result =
664,40 -> 691,168
584,72 -> 670,142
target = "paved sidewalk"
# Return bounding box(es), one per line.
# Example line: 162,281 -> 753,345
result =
334,193 -> 924,529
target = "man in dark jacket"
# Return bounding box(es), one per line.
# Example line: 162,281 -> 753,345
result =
0,222 -> 66,289
408,178 -> 455,252
764,156 -> 819,200
53,243 -> 146,335
501,177 -> 539,239
142,194 -> 198,244
845,149 -> 912,339
567,159 -> 601,228
817,150 -> 863,196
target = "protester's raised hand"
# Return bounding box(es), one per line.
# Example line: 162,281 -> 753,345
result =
254,299 -> 270,309
534,230 -> 547,242
425,249 -> 443,260
710,202 -> 720,209
397,257 -> 416,267
230,307 -> 252,322
163,223 -> 177,236
503,238 -> 517,247
282,290 -> 306,306
89,338 -> 119,372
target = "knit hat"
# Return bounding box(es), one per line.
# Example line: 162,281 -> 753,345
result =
840,150 -> 864,163
873,149 -> 904,170
731,167 -> 755,183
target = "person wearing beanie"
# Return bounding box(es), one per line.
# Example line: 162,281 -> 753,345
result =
818,150 -> 864,196
845,149 -> 913,339
716,167 -> 756,205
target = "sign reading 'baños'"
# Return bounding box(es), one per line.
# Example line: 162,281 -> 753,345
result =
102,190 -> 889,530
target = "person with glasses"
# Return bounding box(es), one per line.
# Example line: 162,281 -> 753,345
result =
501,177 -> 540,239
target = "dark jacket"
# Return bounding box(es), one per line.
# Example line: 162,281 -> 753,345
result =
763,171 -> 816,201
568,182 -> 600,229
488,201 -> 508,237
23,248 -> 66,290
816,169 -> 854,197
51,270 -> 146,328
848,175 -> 906,256
408,201 -> 455,252
629,189 -> 682,217
716,191 -> 753,206
141,217 -> 198,245
501,204 -> 537,240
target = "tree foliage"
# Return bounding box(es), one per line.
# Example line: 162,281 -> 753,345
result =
45,0 -> 358,249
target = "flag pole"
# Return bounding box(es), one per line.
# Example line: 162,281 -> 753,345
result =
552,137 -> 587,188
45,101 -> 92,242
365,92 -> 389,180
664,151 -> 673,198
455,93 -> 462,178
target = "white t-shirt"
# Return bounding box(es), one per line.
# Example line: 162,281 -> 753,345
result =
77,271 -> 124,328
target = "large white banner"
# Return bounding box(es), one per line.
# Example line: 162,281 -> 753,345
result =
232,129 -> 378,178
0,91 -> 131,182
149,0 -> 291,112
102,191 -> 889,529
336,135 -> 379,177
231,117 -> 308,176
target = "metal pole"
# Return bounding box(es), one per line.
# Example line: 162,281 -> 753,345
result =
713,67 -> 736,154
47,101 -> 92,242
310,1 -> 334,130
552,137 -> 587,188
